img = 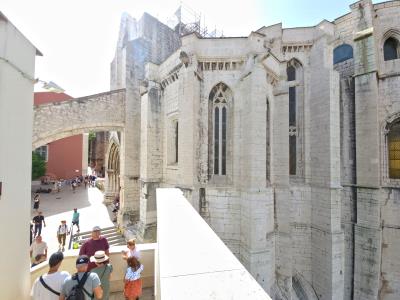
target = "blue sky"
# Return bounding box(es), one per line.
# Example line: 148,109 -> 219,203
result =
261,1 -> 360,28
1,0 -> 385,96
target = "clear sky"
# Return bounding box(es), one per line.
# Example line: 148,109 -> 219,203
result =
2,0 -> 384,97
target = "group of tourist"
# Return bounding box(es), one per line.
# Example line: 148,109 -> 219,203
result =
30,207 -> 80,251
31,226 -> 144,300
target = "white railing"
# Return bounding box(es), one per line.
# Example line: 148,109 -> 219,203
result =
156,188 -> 271,300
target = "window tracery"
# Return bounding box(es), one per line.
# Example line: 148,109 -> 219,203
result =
209,83 -> 231,177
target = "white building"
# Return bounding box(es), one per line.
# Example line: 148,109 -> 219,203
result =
104,1 -> 400,299
0,11 -> 41,299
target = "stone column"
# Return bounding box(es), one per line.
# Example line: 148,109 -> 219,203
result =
238,64 -> 275,292
271,75 -> 292,299
351,2 -> 382,299
82,133 -> 89,175
104,169 -> 115,202
308,36 -> 344,300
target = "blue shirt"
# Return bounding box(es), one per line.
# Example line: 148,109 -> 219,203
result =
72,212 -> 79,222
125,264 -> 143,281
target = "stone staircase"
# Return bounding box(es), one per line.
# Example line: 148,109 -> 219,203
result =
71,226 -> 126,249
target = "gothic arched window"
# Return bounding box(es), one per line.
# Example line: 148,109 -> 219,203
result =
384,37 -> 399,61
333,44 -> 354,64
388,121 -> 400,178
209,83 -> 231,176
287,65 -> 296,81
287,59 -> 304,177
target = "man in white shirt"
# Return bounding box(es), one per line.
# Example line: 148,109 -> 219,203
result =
30,235 -> 48,261
31,252 -> 70,300
57,220 -> 69,251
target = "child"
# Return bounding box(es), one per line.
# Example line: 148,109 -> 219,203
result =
124,256 -> 143,300
122,239 -> 140,260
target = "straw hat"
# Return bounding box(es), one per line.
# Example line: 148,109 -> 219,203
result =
90,250 -> 109,263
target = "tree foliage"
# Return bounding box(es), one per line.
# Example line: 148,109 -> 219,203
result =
32,152 -> 46,180
88,131 -> 96,142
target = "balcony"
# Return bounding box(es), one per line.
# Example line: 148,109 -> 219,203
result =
31,188 -> 271,299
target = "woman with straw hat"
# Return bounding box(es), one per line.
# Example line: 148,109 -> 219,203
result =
90,250 -> 113,300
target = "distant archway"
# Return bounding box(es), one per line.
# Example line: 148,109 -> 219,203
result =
105,135 -> 121,202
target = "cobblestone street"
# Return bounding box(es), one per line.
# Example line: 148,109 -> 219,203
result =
31,183 -> 114,256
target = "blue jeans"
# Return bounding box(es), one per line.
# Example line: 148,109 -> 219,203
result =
34,224 -> 42,237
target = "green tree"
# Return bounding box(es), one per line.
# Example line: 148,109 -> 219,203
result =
32,152 -> 46,180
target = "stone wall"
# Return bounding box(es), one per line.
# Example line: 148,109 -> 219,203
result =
33,89 -> 126,148
106,1 -> 400,299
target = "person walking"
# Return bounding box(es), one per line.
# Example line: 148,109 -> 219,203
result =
71,208 -> 80,233
33,211 -> 46,237
30,235 -> 48,262
71,180 -> 77,193
91,251 -> 113,300
60,255 -> 103,300
30,221 -> 34,245
33,193 -> 40,212
124,256 -> 143,300
79,226 -> 110,271
57,220 -> 69,251
31,252 -> 70,300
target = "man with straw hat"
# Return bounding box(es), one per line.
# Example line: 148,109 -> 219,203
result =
91,251 -> 113,300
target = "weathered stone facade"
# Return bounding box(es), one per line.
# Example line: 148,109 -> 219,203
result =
33,1 -> 400,299
112,1 -> 399,299
33,89 -> 125,149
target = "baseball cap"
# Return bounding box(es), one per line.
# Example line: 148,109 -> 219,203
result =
76,255 -> 90,266
49,252 -> 64,267
92,226 -> 101,231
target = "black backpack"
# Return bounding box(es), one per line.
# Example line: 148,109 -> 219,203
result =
66,272 -> 94,300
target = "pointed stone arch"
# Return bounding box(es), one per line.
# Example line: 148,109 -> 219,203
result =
208,82 -> 233,181
382,29 -> 400,61
105,133 -> 121,202
286,58 -> 305,179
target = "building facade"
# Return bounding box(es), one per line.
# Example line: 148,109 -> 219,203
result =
0,11 -> 41,299
104,1 -> 400,299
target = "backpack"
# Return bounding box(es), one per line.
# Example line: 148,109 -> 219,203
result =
66,272 -> 94,300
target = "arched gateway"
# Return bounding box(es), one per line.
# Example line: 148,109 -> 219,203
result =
32,88 -> 134,225
32,89 -> 126,148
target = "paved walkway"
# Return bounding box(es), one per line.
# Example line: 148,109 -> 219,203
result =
31,184 -> 114,256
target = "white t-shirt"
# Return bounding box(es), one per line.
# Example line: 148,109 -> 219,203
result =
126,247 -> 140,259
57,224 -> 68,235
31,271 -> 70,300
30,241 -> 48,258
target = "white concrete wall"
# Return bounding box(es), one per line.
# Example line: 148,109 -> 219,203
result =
156,188 -> 271,300
0,12 -> 38,300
